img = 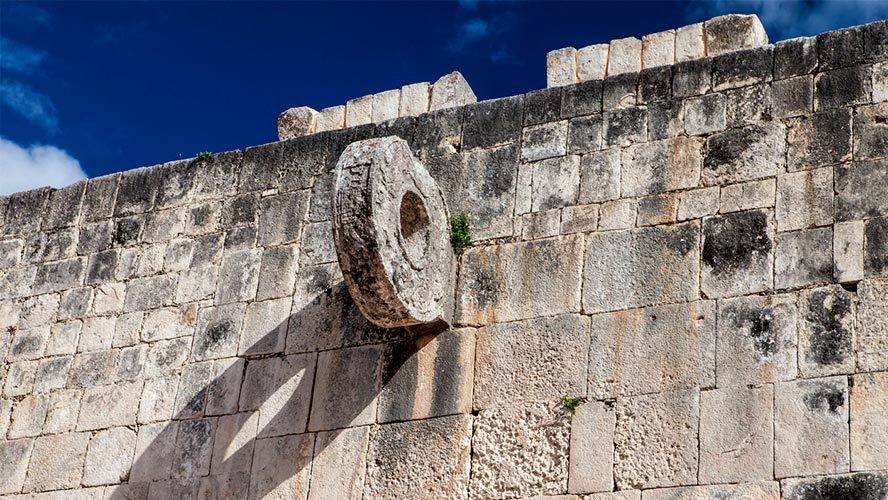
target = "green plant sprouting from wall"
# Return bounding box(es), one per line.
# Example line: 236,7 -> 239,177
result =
196,151 -> 212,159
450,215 -> 471,256
560,396 -> 585,415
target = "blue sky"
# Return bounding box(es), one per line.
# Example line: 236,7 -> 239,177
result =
2,0 -> 888,195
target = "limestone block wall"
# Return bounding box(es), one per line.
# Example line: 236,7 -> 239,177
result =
2,17 -> 888,500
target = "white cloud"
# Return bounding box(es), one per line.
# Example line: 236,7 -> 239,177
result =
0,36 -> 46,74
687,0 -> 888,40
0,137 -> 87,195
0,79 -> 60,134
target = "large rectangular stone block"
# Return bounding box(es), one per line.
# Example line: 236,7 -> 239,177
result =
588,301 -> 715,399
865,216 -> 888,277
23,432 -> 90,493
309,345 -> 382,432
701,209 -> 774,298
854,103 -> 888,160
0,438 -> 33,494
530,154 -> 580,211
786,108 -> 852,172
644,483 -> 779,500
474,314 -> 589,410
248,433 -> 312,500
578,149 -> 620,204
850,371 -> 888,471
799,286 -> 855,377
776,167 -> 834,231
547,47 -> 577,88
583,222 -> 699,314
717,293 -> 797,387
521,121 -> 568,162
704,14 -> 768,56
857,278 -> 888,372
782,472 -> 888,500
569,401 -> 615,494
462,96 -> 524,150
366,415 -> 471,500
472,403 -> 569,499
699,385 -> 773,484
77,380 -> 142,431
614,389 -> 699,490
775,226 -> 833,289
457,235 -> 583,325
815,65 -> 872,110
308,426 -> 370,500
684,93 -> 726,135
703,122 -> 785,186
621,137 -> 702,197
775,376 -> 850,478
836,159 -> 888,221
711,46 -> 773,91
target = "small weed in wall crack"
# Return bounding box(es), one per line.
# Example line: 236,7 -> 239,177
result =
450,215 -> 471,256
196,151 -> 212,159
560,396 -> 585,415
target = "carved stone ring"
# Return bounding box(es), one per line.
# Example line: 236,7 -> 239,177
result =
332,136 -> 454,328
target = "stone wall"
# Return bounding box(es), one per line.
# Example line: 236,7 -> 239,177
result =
2,17 -> 888,500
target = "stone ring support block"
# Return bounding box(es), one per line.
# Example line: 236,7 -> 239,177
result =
332,136 -> 454,328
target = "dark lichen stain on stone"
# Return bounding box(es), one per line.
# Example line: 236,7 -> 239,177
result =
204,319 -> 235,348
704,125 -> 768,172
702,210 -> 771,274
480,162 -> 514,198
114,218 -> 142,246
864,216 -> 888,276
803,382 -> 846,414
663,223 -> 698,257
804,288 -> 852,366
788,472 -> 888,500
471,267 -> 502,310
748,311 -> 777,359
11,335 -> 41,356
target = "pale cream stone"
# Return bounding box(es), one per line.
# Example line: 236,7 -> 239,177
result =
277,106 -> 317,141
345,95 -> 373,127
93,282 -> 125,314
82,426 -> 137,486
850,371 -> 888,470
642,30 -> 676,68
857,278 -> 888,372
77,380 -> 142,431
577,44 -> 608,81
607,37 -> 642,76
399,82 -> 430,117
308,426 -> 370,500
704,14 -> 769,56
775,376 -> 850,478
0,438 -> 33,495
568,401 -> 615,494
23,432 -> 91,493
598,199 -> 637,231
874,62 -> 888,103
211,412 -> 259,475
678,187 -> 720,221
644,483 -> 780,500
834,221 -> 864,283
371,89 -> 400,123
429,71 -> 477,111
699,385 -> 774,483
316,105 -> 345,132
547,47 -> 578,87
561,204 -> 599,234
720,178 -> 776,213
520,209 -> 561,240
248,433 -> 313,500
675,23 -> 706,62
776,167 -> 834,232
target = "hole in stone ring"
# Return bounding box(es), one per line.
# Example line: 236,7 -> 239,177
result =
399,190 -> 431,269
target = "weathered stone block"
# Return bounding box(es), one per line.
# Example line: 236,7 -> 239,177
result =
636,192 -> 678,226
716,293 -> 797,386
850,371 -> 888,471
115,167 -> 161,216
77,380 -> 141,431
584,222 -> 699,313
818,25 -> 865,70
81,174 -> 119,223
205,357 -> 244,416
775,226 -> 833,289
561,204 -> 599,234
299,221 -> 335,268
705,14 -> 768,56
0,437 -> 32,494
524,87 -> 562,126
8,394 -> 49,438
712,46 -> 773,91
874,62 -> 888,103
776,167 -> 834,231
678,186 -> 719,221
638,66 -> 671,105
775,376 -> 850,477
258,191 -> 309,246
371,89 -> 400,123
701,209 -> 773,297
132,421 -> 180,480
673,58 -> 710,98
603,72 -> 637,110
78,316 -> 117,352
531,154 -> 580,211
32,256 -> 85,294
176,266 -> 218,303
214,248 -> 260,305
44,181 -> 85,230
472,403 -> 569,499
648,102 -> 684,140
835,220 -> 864,283
858,278 -> 888,371
786,108 -> 851,171
577,43 -> 608,81
457,235 -> 583,325
775,36 -> 818,80
277,107 -> 316,141
42,389 -> 80,435
568,401 -> 614,494
547,47 -> 577,88
684,93 -> 726,135
68,350 -> 117,388
463,96 -> 524,150
772,75 -> 813,118
83,426 -> 137,486
603,107 -> 647,147
699,385 -> 773,483
642,30 -> 675,68
783,472 -> 888,500
315,105 -> 345,133
522,121 -> 568,162
607,37 -> 641,76
703,122 -> 785,185
366,415 -> 471,500
561,79 -> 602,118
815,65 -> 872,110
644,483 -> 780,500
23,432 -> 90,492
588,301 -> 715,399
34,356 -> 70,392
474,314 -> 588,409
799,286 -> 855,377
865,216 -> 888,277
4,359 -> 38,397
622,137 -> 702,197
719,178 -> 775,214
308,426 -> 369,500
854,103 -> 888,161
399,82 -> 430,117
240,354 -> 314,438
567,115 -> 602,154
614,389 -> 699,490
675,22 -> 705,62
725,84 -> 772,127
138,376 -> 178,423
309,344 -> 382,432
239,296 -> 291,356
520,209 -> 560,240
345,95 -> 372,127
172,361 -> 212,419
378,328 -> 474,423
579,149 -> 620,204
124,274 -> 177,312
836,160 -> 888,221
172,417 -> 214,479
